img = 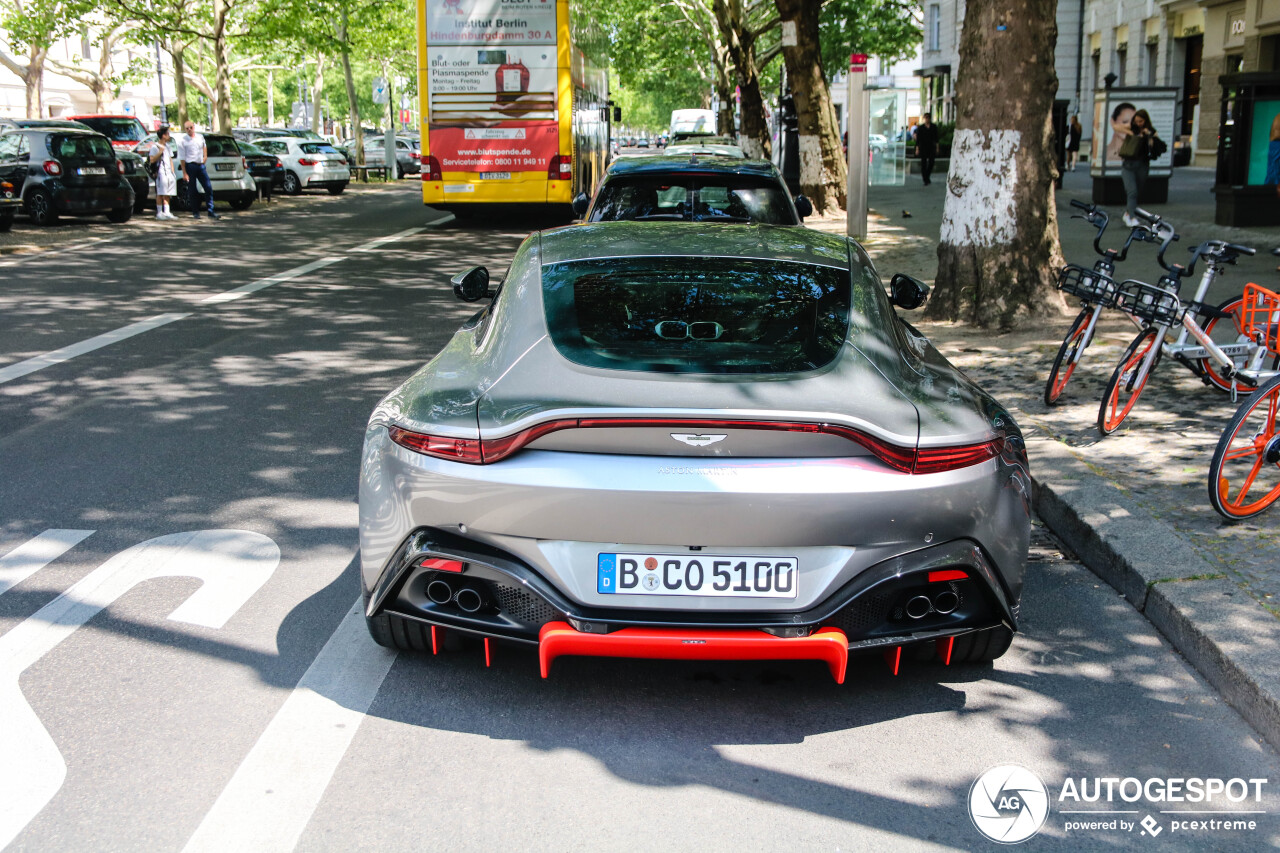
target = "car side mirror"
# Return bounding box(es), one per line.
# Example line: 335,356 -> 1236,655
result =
451,266 -> 492,302
613,106 -> 622,122
889,273 -> 930,310
793,194 -> 813,219
571,192 -> 590,216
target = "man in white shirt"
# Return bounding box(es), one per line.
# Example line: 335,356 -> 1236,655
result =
177,121 -> 219,220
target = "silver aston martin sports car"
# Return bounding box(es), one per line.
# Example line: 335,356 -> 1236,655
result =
359,222 -> 1031,681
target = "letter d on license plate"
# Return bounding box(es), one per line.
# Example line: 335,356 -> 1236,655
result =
597,553 -> 797,599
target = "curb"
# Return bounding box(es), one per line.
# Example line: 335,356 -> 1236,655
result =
1029,435 -> 1280,752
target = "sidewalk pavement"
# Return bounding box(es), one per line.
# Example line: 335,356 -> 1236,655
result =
811,168 -> 1280,752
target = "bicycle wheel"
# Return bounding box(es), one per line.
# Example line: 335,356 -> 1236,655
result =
1196,296 -> 1255,394
1044,307 -> 1094,406
1208,374 -> 1280,520
1098,327 -> 1161,435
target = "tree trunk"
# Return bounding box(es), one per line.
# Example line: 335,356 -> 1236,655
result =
24,45 -> 46,119
926,0 -> 1066,329
713,0 -> 771,159
311,52 -> 325,133
713,57 -> 734,137
339,6 -> 363,166
211,0 -> 232,131
170,43 -> 189,126
774,0 -> 845,213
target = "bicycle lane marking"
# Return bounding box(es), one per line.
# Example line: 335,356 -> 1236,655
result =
182,599 -> 396,853
0,529 -> 279,850
0,223 -> 438,386
0,530 -> 96,599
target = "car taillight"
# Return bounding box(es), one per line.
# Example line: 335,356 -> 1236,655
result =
388,418 -> 1001,472
339,158 -> 347,166
388,426 -> 483,463
116,160 -> 125,175
242,157 -> 247,169
43,160 -> 62,176
423,155 -> 442,181
548,154 -> 572,179
275,159 -> 283,168
298,157 -> 318,166
409,151 -> 420,160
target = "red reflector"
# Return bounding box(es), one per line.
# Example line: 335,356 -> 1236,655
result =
420,558 -> 464,572
913,439 -> 1002,474
928,569 -> 968,583
388,425 -> 483,463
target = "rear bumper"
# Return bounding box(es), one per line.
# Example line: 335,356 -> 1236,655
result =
47,181 -> 132,212
365,526 -> 1018,670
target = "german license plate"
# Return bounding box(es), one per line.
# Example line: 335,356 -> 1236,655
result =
215,163 -> 235,171
78,167 -> 106,175
597,553 -> 797,598
479,172 -> 511,180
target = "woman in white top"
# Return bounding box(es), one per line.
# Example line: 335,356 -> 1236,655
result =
149,125 -> 177,220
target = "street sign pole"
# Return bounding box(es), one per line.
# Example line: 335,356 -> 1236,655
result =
846,53 -> 869,240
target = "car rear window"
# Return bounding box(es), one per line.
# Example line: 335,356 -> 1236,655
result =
589,175 -> 797,225
76,118 -> 146,142
541,257 -> 850,374
206,136 -> 240,157
50,134 -> 114,161
300,143 -> 340,155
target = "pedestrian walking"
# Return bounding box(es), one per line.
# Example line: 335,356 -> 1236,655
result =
1118,109 -> 1158,227
1067,115 -> 1082,171
914,112 -> 939,186
148,125 -> 177,220
176,121 -> 219,220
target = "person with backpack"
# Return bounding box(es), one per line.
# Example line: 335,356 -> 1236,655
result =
148,125 -> 177,220
1118,109 -> 1164,227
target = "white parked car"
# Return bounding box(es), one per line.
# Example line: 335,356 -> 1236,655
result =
254,136 -> 350,195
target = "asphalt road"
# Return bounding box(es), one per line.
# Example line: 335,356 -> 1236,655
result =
1,184 -> 1278,852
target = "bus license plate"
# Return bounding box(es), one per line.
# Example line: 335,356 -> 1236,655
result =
597,553 -> 797,598
479,172 -> 511,180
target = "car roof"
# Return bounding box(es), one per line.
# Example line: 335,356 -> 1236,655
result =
603,154 -> 778,178
538,221 -> 849,269
66,114 -> 141,120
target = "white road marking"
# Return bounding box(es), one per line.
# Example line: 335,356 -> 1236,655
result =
0,530 -> 95,599
200,256 -> 346,304
183,599 -> 396,853
0,313 -> 192,386
0,530 -> 279,849
350,226 -> 426,253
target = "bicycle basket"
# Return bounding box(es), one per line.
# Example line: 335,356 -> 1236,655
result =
1056,264 -> 1120,307
1240,283 -> 1280,356
1115,279 -> 1185,325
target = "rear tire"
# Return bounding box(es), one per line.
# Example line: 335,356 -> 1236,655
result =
327,183 -> 346,195
1044,307 -> 1093,406
107,206 -> 132,223
229,196 -> 253,210
1208,374 -> 1280,520
27,189 -> 57,226
0,208 -> 14,232
1098,327 -> 1161,435
367,612 -> 432,651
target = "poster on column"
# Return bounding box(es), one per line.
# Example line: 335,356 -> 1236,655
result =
1089,88 -> 1177,177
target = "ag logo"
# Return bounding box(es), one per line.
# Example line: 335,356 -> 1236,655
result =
968,765 -> 1049,844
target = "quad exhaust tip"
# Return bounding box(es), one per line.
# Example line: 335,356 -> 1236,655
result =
426,579 -> 454,605
426,576 -> 487,613
933,590 -> 959,615
905,595 -> 932,619
455,587 -> 484,613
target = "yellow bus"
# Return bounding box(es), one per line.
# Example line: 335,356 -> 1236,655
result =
417,0 -> 611,212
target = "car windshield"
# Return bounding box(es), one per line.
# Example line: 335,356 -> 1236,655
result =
300,142 -> 340,155
50,134 -> 114,161
541,256 -> 850,374
76,118 -> 146,142
589,175 -> 797,225
206,137 -> 240,157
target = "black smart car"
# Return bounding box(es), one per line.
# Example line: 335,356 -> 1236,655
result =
0,127 -> 134,225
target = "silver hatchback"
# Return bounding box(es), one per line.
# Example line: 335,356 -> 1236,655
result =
359,223 -> 1031,682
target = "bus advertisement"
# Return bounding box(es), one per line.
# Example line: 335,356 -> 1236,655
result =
418,0 -> 609,211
